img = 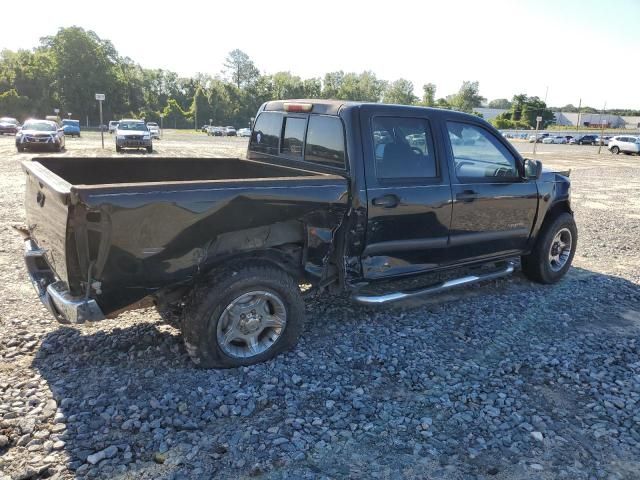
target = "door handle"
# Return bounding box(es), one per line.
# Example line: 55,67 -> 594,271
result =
456,190 -> 478,203
372,194 -> 399,208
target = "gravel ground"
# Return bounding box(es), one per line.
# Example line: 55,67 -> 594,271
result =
1,132 -> 639,479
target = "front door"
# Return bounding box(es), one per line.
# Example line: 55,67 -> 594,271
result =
360,107 -> 453,279
443,120 -> 538,264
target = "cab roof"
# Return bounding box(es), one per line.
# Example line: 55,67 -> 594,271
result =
261,99 -> 485,122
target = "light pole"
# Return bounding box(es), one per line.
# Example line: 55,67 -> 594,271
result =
160,113 -> 164,139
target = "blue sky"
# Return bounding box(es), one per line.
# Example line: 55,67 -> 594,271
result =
4,0 -> 639,109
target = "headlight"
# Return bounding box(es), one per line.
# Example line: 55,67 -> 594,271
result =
117,135 -> 125,140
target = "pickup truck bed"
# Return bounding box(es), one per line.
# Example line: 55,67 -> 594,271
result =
23,156 -> 348,318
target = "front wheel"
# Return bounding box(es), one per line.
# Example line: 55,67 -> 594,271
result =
181,265 -> 304,368
611,146 -> 620,154
146,146 -> 153,153
521,212 -> 577,284
16,145 -> 24,152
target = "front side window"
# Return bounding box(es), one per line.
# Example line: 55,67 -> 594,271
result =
447,122 -> 518,179
304,115 -> 346,169
250,112 -> 282,155
372,117 -> 437,179
281,117 -> 306,157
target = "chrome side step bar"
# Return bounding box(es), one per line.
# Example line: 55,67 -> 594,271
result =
352,262 -> 515,305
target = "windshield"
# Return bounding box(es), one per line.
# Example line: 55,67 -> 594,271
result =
62,120 -> 79,125
119,121 -> 147,131
147,123 -> 158,127
0,117 -> 18,124
23,122 -> 56,132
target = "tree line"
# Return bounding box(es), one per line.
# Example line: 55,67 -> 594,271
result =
2,26 -> 625,130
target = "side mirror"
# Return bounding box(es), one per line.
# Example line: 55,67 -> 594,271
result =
523,158 -> 543,180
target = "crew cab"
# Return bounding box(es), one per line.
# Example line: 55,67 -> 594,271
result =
19,100 -> 576,368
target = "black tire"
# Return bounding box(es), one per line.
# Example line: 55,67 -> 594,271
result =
146,146 -> 153,153
521,212 -> 577,284
181,265 -> 304,368
116,145 -> 122,153
16,145 -> 24,152
611,146 -> 620,154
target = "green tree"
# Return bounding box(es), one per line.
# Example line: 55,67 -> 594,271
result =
488,98 -> 512,109
322,71 -> 344,98
383,79 -> 417,105
270,72 -> 305,100
303,77 -> 322,98
223,49 -> 260,89
0,89 -> 31,119
421,83 -> 436,107
435,98 -> 451,109
41,27 -> 121,122
449,81 -> 485,113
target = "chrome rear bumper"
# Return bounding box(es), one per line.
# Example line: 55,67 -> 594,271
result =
24,239 -> 104,324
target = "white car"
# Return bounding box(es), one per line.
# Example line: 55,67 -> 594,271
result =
147,122 -> 160,139
608,136 -> 640,155
237,128 -> 251,137
542,135 -> 567,144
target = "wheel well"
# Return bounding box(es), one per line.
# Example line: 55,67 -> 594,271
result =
204,245 -> 304,283
541,201 -> 572,231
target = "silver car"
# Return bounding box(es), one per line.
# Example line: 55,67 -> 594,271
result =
115,119 -> 153,153
608,136 -> 640,155
146,122 -> 160,139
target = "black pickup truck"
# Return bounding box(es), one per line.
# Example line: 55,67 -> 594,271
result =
20,100 -> 576,368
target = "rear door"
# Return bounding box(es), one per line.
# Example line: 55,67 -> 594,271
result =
360,106 -> 452,279
444,120 -> 538,264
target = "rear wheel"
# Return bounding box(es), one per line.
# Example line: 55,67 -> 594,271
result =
181,265 -> 304,368
116,145 -> 122,153
611,146 -> 620,154
521,212 -> 577,284
16,145 -> 24,152
146,146 -> 153,153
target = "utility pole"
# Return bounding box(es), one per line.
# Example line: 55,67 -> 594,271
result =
597,101 -> 607,154
532,116 -> 542,155
160,113 -> 164,139
576,98 -> 581,135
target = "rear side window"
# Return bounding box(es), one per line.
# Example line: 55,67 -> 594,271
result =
372,116 -> 437,179
304,116 -> 346,169
281,117 -> 306,157
250,112 -> 282,155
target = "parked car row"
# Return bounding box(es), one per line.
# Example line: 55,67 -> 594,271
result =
524,133 -> 613,146
204,125 -> 239,136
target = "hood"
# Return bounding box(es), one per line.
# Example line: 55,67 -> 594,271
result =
540,167 -> 571,183
20,129 -> 56,136
117,130 -> 148,136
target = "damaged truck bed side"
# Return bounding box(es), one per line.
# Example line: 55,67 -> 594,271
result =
22,100 -> 576,368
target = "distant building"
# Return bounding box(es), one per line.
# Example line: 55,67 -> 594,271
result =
553,112 -> 627,128
622,116 -> 640,129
